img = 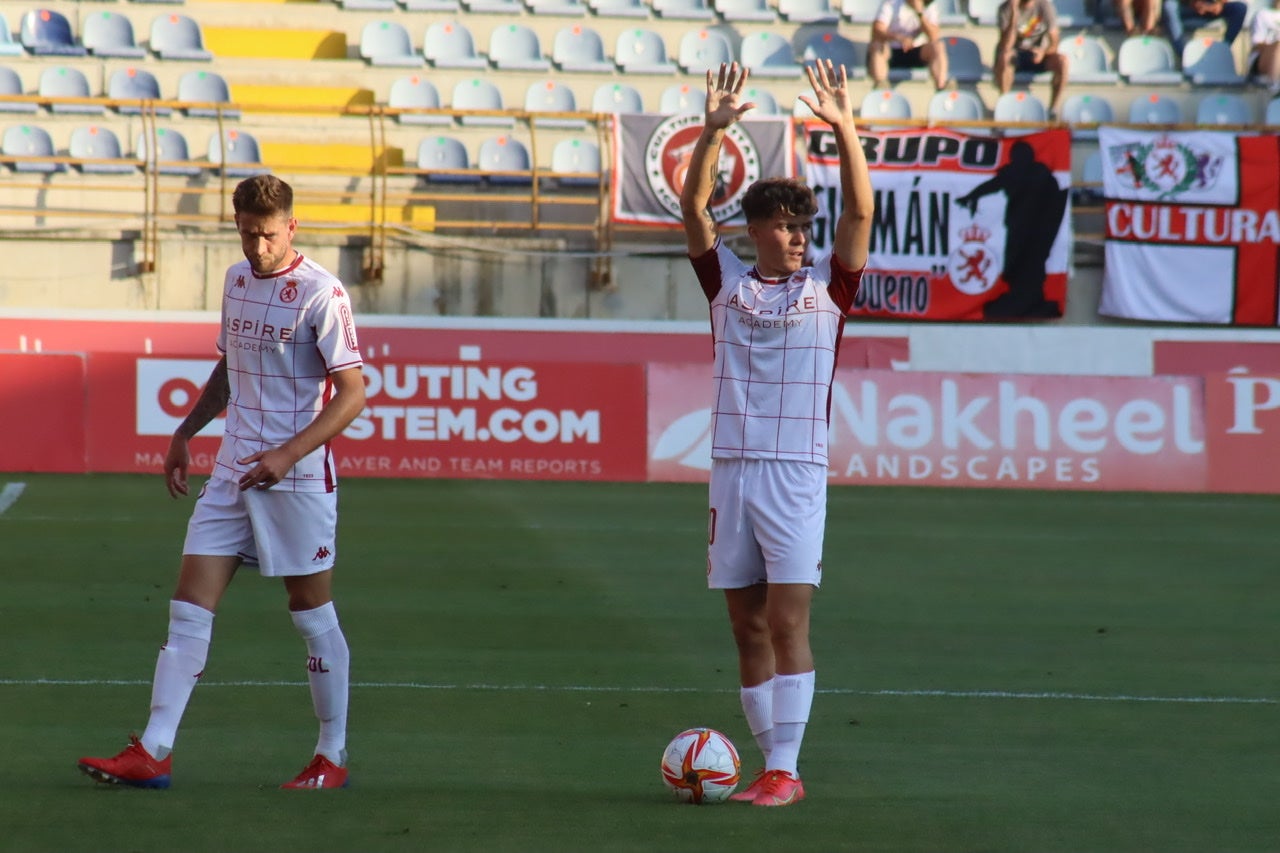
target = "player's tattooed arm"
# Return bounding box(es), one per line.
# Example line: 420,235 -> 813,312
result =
175,357 -> 230,441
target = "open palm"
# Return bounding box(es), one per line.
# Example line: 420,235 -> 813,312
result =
704,63 -> 755,130
798,60 -> 854,125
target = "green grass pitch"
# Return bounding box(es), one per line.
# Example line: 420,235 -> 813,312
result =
1,474 -> 1276,853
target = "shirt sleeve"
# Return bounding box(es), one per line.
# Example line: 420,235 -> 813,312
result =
309,281 -> 363,374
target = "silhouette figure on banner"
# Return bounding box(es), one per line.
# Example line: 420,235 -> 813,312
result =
954,140 -> 1068,318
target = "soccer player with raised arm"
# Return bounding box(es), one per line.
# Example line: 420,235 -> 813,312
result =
78,175 -> 366,790
679,61 -> 873,807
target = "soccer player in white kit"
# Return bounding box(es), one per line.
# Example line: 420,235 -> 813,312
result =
679,61 -> 873,807
78,175 -> 366,790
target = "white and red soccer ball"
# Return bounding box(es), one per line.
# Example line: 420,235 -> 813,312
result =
660,727 -> 741,804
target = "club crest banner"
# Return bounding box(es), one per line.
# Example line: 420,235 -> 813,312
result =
803,125 -> 1072,321
1097,128 -> 1280,326
611,113 -> 794,227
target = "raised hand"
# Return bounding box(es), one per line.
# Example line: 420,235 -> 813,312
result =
798,59 -> 855,127
704,62 -> 756,130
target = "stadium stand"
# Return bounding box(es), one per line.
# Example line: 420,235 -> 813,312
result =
107,67 -> 171,115
82,11 -> 146,59
548,137 -> 601,187
0,13 -> 22,57
588,0 -> 649,17
463,0 -> 525,13
389,75 -> 452,125
339,0 -> 396,10
1196,91 -> 1253,123
136,127 -> 201,176
68,125 -> 135,174
659,82 -> 701,112
1128,91 -> 1183,123
933,0 -> 968,26
176,70 -> 238,118
417,134 -> 482,182
840,0 -> 881,24
1181,38 -> 1246,85
615,28 -> 677,73
1051,0 -> 1093,27
2,123 -> 63,172
207,128 -> 268,177
1060,91 -> 1115,137
927,88 -> 986,121
424,21 -> 487,68
743,85 -> 781,114
740,30 -> 803,77
401,0 -> 461,9
653,0 -> 716,19
39,66 -> 102,115
943,35 -> 988,83
525,80 -> 587,127
799,30 -> 866,77
1117,35 -> 1183,84
1267,96 -> 1280,124
860,87 -> 913,119
149,14 -> 213,61
489,24 -> 552,71
993,89 -> 1049,122
526,0 -> 589,14
20,9 -> 85,56
714,0 -> 778,22
451,78 -> 515,126
677,28 -> 736,73
591,81 -> 644,113
778,0 -> 841,23
360,20 -> 422,66
0,66 -> 34,113
476,134 -> 533,184
552,25 -> 615,72
966,0 -> 1002,26
1062,34 -> 1120,85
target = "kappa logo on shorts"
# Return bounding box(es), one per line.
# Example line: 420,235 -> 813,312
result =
313,546 -> 332,561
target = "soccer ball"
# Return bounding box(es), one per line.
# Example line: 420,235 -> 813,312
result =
660,727 -> 740,804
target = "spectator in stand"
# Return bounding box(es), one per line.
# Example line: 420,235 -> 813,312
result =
868,0 -> 951,91
1162,0 -> 1247,58
1249,0 -> 1280,93
1116,0 -> 1160,35
993,0 -> 1069,120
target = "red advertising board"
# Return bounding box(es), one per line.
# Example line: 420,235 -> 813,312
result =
0,353 -> 87,473
650,366 -> 1207,491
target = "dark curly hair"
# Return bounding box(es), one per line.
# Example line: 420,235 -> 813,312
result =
740,178 -> 818,223
232,174 -> 294,218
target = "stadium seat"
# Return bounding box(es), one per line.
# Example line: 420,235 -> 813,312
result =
360,20 -> 422,67
740,31 -> 802,77
743,85 -> 781,114
659,83 -> 701,113
150,14 -> 213,61
1052,0 -> 1092,27
39,66 -> 102,115
526,0 -> 587,13
136,127 -> 201,176
615,29 -> 676,73
177,70 -> 238,118
548,137 -> 601,187
0,13 -> 23,57
1196,92 -> 1252,124
476,135 -> 532,185
68,125 -> 135,174
1,123 -> 63,172
208,128 -> 268,177
1117,36 -> 1182,84
926,88 -> 986,122
82,11 -> 146,59
800,30 -> 866,78
1073,148 -> 1103,205
944,36 -> 988,84
841,0 -> 881,23
463,0 -> 524,12
1267,95 -> 1280,125
993,90 -> 1048,123
1060,92 -> 1115,138
588,0 -> 650,17
340,0 -> 396,9
778,0 -> 840,22
654,0 -> 715,19
107,67 -> 172,115
552,25 -> 614,72
932,0 -> 968,25
20,9 -> 86,57
525,79 -> 586,128
592,82 -> 644,113
451,78 -> 514,127
423,21 -> 486,69
1064,34 -> 1120,85
0,65 -> 35,113
489,24 -> 551,71
677,28 -> 735,73
966,0 -> 1002,25
1181,38 -> 1245,85
860,88 -> 912,121
714,0 -> 777,22
416,134 -> 481,183
1128,92 -> 1183,124
400,0 -> 461,9
389,75 -> 452,125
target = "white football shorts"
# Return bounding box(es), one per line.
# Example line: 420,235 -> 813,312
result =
706,458 -> 826,590
183,476 -> 338,577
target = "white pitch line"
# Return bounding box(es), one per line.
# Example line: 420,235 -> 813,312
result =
0,482 -> 25,515
0,678 -> 1274,706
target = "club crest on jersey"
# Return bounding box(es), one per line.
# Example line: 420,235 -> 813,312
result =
279,282 -> 298,303
644,114 -> 761,223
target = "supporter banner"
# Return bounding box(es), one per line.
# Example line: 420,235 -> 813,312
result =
650,365 -> 1206,492
0,353 -> 86,473
85,352 -> 649,482
1098,129 -> 1280,326
804,126 -> 1072,321
611,113 -> 793,227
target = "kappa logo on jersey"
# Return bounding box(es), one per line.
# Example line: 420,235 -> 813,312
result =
313,546 -> 331,561
235,275 -> 246,289
332,286 -> 344,299
279,282 -> 298,303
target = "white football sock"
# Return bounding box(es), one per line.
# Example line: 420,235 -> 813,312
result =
291,602 -> 350,765
141,600 -> 214,757
765,670 -> 815,776
739,678 -> 774,762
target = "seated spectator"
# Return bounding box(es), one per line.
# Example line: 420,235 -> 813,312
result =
1116,0 -> 1160,35
994,0 -> 1068,119
868,0 -> 950,91
1250,0 -> 1280,92
1162,0 -> 1247,57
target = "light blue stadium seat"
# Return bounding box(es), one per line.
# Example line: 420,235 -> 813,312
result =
592,82 -> 644,113
136,127 -> 201,176
451,78 -> 515,127
841,0 -> 881,22
400,0 -> 460,9
0,65 -> 35,113
463,0 -> 524,12
417,134 -> 481,183
340,0 -> 396,10
944,35 -> 988,84
177,70 -> 238,118
2,123 -> 63,172
389,75 -> 451,125
714,0 -> 777,21
1266,96 -> 1280,125
552,25 -> 614,72
489,24 -> 551,71
588,0 -> 649,17
778,0 -> 839,23
1064,34 -> 1120,85
1052,0 -> 1092,27
994,90 -> 1048,124
0,13 -> 23,57
83,11 -> 146,58
1060,92 -> 1115,138
360,20 -> 422,67
1181,38 -> 1245,85
548,138 -> 601,188
800,30 -> 866,78
39,66 -> 103,115
1117,35 -> 1182,84
1196,92 -> 1251,124
654,0 -> 715,18
525,79 -> 587,128
743,85 -> 781,114
966,0 -> 1002,25
1073,148 -> 1103,204
1128,92 -> 1183,124
108,67 -> 171,115
615,29 -> 676,73
740,31 -> 802,77
150,14 -> 213,61
69,125 -> 135,173
659,82 -> 702,113
526,0 -> 587,13
20,9 -> 86,57
476,135 -> 532,185
927,88 -> 986,122
423,21 -> 486,69
932,0 -> 968,25
677,28 -> 735,73
208,128 -> 269,177
860,88 -> 913,121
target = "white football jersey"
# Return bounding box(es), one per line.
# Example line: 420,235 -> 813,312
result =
214,254 -> 363,492
691,239 -> 863,464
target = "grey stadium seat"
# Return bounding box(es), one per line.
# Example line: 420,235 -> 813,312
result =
149,14 -> 213,61
424,21 -> 487,69
525,80 -> 587,128
39,66 -> 103,115
740,31 -> 802,77
592,82 -> 644,113
136,127 -> 202,176
177,70 -> 239,118
476,135 -> 533,185
451,78 -> 514,127
552,25 -> 614,72
82,11 -> 146,59
488,24 -> 551,71
108,67 -> 172,115
208,129 -> 269,177
417,134 -> 482,183
2,123 -> 64,172
69,125 -> 136,174
360,20 -> 422,67
20,9 -> 86,57
389,75 -> 452,125
615,29 -> 676,73
677,28 -> 735,73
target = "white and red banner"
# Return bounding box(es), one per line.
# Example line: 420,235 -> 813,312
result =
1098,129 -> 1280,326
804,126 -> 1072,321
611,113 -> 794,227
